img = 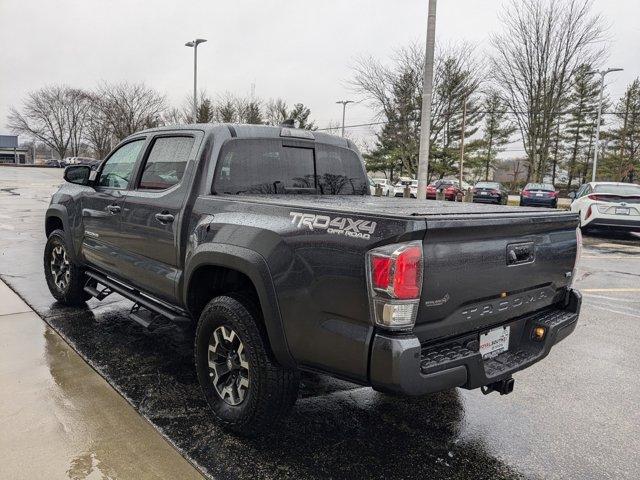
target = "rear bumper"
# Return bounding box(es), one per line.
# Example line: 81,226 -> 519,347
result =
473,196 -> 501,204
521,197 -> 557,207
584,216 -> 640,230
369,288 -> 581,395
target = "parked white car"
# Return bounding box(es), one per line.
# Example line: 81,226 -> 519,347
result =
393,179 -> 418,198
371,178 -> 392,196
570,182 -> 640,231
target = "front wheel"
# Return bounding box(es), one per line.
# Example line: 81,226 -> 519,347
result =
44,229 -> 90,306
195,295 -> 299,436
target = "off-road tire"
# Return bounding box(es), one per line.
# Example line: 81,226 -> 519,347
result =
195,295 -> 299,436
44,229 -> 90,306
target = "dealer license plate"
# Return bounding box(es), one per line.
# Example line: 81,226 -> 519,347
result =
479,325 -> 510,359
615,207 -> 630,215
535,192 -> 543,197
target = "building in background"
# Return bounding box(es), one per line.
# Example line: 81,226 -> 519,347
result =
0,135 -> 30,164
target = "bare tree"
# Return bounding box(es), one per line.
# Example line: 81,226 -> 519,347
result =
264,98 -> 289,125
7,85 -> 86,160
83,93 -> 114,159
94,82 -> 167,141
491,0 -> 606,181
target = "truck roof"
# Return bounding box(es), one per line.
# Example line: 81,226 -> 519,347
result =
138,123 -> 352,148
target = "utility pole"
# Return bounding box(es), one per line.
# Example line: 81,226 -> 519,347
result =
336,100 -> 355,137
417,0 -> 437,200
588,67 -> 623,182
185,38 -> 207,122
459,95 -> 467,189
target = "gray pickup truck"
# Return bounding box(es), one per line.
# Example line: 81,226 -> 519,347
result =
45,124 -> 582,435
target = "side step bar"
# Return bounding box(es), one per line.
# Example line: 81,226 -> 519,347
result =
85,271 -> 191,325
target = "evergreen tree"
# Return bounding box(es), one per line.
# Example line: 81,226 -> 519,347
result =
288,103 -> 316,130
563,64 -> 601,188
602,79 -> 640,181
477,89 -> 515,180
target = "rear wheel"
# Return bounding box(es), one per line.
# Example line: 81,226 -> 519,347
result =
44,230 -> 90,306
195,295 -> 299,436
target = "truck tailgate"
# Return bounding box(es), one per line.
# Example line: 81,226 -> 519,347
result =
414,211 -> 579,343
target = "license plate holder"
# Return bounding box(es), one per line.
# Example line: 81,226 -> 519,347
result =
479,325 -> 510,359
615,207 -> 630,215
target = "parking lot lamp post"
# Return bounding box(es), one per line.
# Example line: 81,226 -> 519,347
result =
336,100 -> 355,137
185,38 -> 207,122
588,67 -> 623,182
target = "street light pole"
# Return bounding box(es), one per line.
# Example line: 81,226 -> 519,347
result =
185,38 -> 207,122
417,0 -> 437,200
588,67 -> 623,182
336,100 -> 354,137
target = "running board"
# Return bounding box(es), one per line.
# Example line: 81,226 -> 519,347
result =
84,282 -> 113,301
85,271 -> 191,325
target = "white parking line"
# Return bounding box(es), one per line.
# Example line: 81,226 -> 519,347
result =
586,303 -> 640,319
582,288 -> 640,292
582,293 -> 640,303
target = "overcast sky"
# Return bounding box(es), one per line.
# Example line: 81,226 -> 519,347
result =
1,0 -> 638,149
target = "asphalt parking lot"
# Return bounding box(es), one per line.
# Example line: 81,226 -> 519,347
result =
1,167 -> 639,479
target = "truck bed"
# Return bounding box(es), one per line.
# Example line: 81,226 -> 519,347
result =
234,194 -> 572,220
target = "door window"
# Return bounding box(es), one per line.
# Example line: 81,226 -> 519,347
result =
139,136 -> 194,190
98,140 -> 144,189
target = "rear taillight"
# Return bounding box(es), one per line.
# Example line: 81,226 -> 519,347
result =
550,191 -> 558,198
522,190 -> 530,197
366,241 -> 423,331
587,194 -> 606,201
491,189 -> 500,195
585,205 -> 593,219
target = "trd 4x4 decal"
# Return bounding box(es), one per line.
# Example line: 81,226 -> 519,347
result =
289,212 -> 377,240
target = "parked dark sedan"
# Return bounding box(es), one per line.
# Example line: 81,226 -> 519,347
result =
520,183 -> 558,208
472,181 -> 508,205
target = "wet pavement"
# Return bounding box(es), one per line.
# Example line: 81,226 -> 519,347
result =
1,167 -> 639,479
0,281 -> 204,479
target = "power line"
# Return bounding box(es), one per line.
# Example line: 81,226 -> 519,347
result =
317,110 -> 630,132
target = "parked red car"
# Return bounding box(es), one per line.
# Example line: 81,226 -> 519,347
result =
426,179 -> 463,201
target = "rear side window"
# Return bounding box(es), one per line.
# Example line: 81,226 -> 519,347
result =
213,139 -> 367,195
214,139 -> 314,194
316,144 -> 368,194
139,136 -> 194,190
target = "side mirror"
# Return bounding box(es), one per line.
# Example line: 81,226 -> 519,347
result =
64,165 -> 92,186
568,191 -> 576,199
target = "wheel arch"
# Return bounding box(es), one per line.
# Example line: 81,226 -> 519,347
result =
45,206 -> 80,262
184,244 -> 295,368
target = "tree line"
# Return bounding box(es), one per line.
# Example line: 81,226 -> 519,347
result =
353,0 -> 639,187
8,83 -> 316,161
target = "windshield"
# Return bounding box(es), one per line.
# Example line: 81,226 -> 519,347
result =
475,182 -> 500,189
213,139 -> 368,195
525,183 -> 554,191
593,184 -> 640,196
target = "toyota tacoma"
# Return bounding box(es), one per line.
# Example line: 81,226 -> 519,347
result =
44,124 -> 582,435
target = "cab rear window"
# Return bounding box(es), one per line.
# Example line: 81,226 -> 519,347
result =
212,139 -> 367,195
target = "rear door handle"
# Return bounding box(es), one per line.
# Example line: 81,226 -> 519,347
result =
105,204 -> 121,214
155,213 -> 175,224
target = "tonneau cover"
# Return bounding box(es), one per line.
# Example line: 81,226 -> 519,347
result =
230,194 -> 574,220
